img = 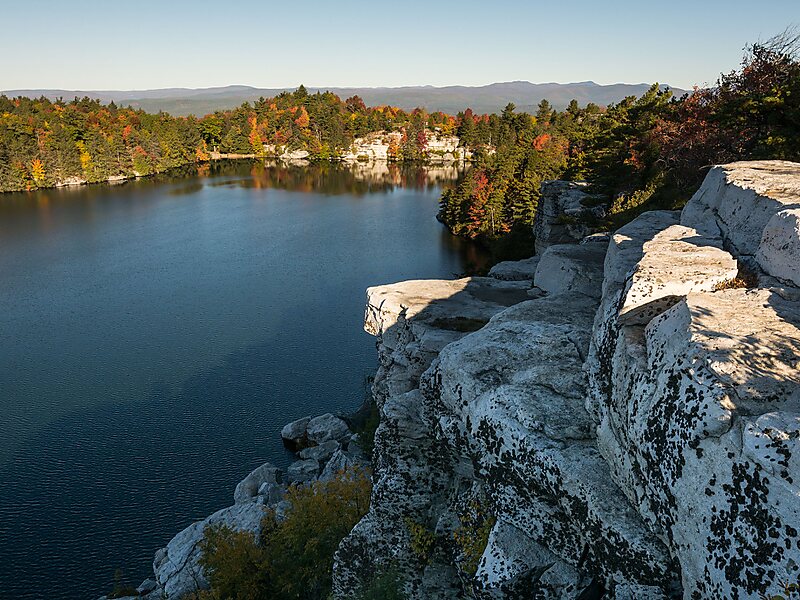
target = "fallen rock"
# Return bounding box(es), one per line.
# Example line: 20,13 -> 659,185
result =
617,224 -> 738,325
233,462 -> 282,504
281,416 -> 311,450
319,448 -> 365,481
681,160 -> 800,257
256,481 -> 286,505
306,413 -> 351,445
299,439 -> 340,462
756,207 -> 800,286
136,579 -> 158,595
533,241 -> 607,297
534,180 -> 602,254
287,458 -> 319,483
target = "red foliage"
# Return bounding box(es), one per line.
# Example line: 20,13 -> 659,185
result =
466,170 -> 493,238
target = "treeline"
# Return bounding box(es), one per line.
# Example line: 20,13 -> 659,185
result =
0,96 -> 205,192
0,87 -> 464,193
438,31 -> 800,254
202,85 -> 457,160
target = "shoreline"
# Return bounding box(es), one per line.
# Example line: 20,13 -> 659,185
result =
0,155 -> 473,196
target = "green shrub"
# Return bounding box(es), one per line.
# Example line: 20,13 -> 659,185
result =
199,467 -> 372,600
107,568 -> 139,599
405,518 -> 436,564
452,501 -> 495,576
357,567 -> 407,600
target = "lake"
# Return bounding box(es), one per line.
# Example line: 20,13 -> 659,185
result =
0,161 -> 484,599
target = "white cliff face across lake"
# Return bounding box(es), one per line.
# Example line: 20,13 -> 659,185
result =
0,161 -> 483,600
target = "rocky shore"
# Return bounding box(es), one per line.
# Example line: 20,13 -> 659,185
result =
98,412 -> 369,600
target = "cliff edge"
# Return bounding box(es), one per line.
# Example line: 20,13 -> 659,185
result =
333,161 -> 800,599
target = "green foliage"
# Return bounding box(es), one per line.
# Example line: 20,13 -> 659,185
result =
760,578 -> 800,599
0,96 -> 208,192
199,467 -> 372,600
350,402 -> 380,462
107,568 -> 138,599
405,518 -> 437,564
440,31 -> 800,249
356,567 -> 408,600
439,102 -> 575,242
0,90 -> 460,193
452,501 -> 495,577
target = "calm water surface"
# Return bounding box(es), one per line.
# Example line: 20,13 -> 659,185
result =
0,161 -> 483,599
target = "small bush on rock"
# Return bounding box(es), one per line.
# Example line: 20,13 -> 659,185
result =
453,501 -> 496,576
199,467 -> 372,600
356,567 -> 407,600
405,518 -> 437,564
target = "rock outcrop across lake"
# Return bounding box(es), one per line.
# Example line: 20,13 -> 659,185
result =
333,161 -> 800,599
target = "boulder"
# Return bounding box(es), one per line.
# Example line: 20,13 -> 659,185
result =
756,208 -> 800,286
299,439 -> 340,462
488,256 -> 540,281
681,160 -> 800,257
136,579 -> 158,595
256,481 -> 286,505
153,502 -> 265,599
306,413 -> 351,445
287,458 -> 319,483
281,149 -> 310,161
281,416 -> 311,450
617,224 -> 738,326
533,180 -> 603,254
533,242 -> 607,298
475,520 -> 563,591
595,288 -> 800,598
319,448 -> 365,481
233,462 -> 281,504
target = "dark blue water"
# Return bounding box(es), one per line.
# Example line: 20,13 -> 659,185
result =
0,161 -> 482,600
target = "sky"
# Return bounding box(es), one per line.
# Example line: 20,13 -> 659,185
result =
2,0 -> 798,91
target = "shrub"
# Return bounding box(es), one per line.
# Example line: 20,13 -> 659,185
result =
107,568 -> 139,599
452,501 -> 495,576
199,467 -> 372,600
405,518 -> 436,564
357,567 -> 407,600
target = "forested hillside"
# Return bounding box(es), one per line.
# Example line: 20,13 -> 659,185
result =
0,87 -> 458,193
438,32 -> 800,259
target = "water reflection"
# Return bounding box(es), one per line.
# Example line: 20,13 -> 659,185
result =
207,159 -> 468,195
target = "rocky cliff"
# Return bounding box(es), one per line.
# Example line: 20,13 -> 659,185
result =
264,129 -> 473,165
332,161 -> 800,599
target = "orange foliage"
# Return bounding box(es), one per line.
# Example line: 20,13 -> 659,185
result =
532,133 -> 551,150
294,106 -> 310,129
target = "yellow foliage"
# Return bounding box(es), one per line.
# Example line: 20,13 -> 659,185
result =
452,500 -> 495,576
31,159 -> 45,183
76,141 -> 92,173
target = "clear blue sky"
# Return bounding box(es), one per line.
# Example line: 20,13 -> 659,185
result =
3,0 -> 798,90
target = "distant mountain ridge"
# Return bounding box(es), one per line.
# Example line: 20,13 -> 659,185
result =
2,81 -> 688,116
